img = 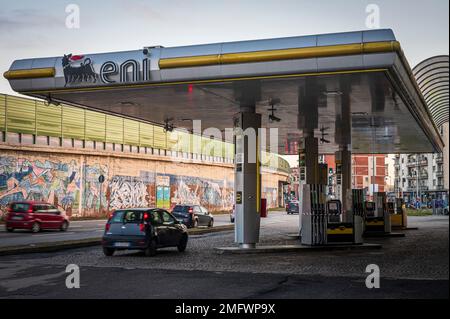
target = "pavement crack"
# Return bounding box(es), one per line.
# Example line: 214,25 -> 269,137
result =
243,276 -> 291,299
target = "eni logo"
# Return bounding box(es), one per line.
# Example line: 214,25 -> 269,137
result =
62,55 -> 152,86
62,54 -> 98,86
100,59 -> 151,84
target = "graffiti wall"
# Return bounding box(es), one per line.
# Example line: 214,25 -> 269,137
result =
0,149 -> 286,218
170,175 -> 234,211
0,156 -> 80,217
108,175 -> 153,210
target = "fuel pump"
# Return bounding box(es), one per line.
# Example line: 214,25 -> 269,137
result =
391,198 -> 408,229
301,184 -> 327,246
364,201 -> 381,232
365,192 -> 391,233
326,199 -> 354,243
352,189 -> 365,244
325,189 -> 364,244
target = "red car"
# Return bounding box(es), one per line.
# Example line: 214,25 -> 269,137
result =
4,201 -> 70,233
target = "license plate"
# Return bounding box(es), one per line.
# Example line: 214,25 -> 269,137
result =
114,242 -> 130,247
12,216 -> 23,220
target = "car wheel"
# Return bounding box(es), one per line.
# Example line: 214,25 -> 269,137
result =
6,227 -> 14,232
103,247 -> 115,257
31,222 -> 41,233
177,234 -> 188,252
193,219 -> 198,228
60,221 -> 69,232
208,219 -> 214,228
145,239 -> 157,257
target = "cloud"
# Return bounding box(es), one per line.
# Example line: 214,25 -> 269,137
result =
0,8 -> 63,33
116,0 -> 163,21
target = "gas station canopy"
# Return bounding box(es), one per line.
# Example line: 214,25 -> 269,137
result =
4,29 -> 444,155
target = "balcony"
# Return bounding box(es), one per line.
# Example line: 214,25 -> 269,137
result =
406,161 -> 417,167
419,173 -> 429,179
435,171 -> 444,177
418,159 -> 428,166
436,155 -> 443,164
407,185 -> 429,192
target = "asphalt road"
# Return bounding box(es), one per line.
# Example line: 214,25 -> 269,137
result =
0,213 -> 236,248
0,214 -> 448,299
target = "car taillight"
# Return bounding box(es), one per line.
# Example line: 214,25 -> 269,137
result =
27,209 -> 33,213
188,208 -> 194,214
143,213 -> 149,221
139,223 -> 145,232
105,223 -> 110,232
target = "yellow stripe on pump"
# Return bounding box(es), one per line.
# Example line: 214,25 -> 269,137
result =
327,227 -> 354,235
159,41 -> 401,69
3,67 -> 56,80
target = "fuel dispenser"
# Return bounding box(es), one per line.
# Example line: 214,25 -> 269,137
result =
352,189 -> 365,244
390,198 -> 408,229
302,186 -> 365,245
326,200 -> 353,243
301,184 -> 328,246
364,192 -> 391,233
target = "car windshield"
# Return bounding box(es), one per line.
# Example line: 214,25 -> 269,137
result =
110,210 -> 144,223
10,203 -> 31,212
172,206 -> 189,214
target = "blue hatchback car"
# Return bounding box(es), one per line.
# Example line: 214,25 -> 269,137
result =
102,208 -> 188,257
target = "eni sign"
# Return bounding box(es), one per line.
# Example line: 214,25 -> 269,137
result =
100,59 -> 151,84
61,52 -> 153,87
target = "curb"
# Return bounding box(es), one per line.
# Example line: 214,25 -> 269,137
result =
0,238 -> 102,256
0,225 -> 235,256
215,243 -> 383,255
188,224 -> 234,235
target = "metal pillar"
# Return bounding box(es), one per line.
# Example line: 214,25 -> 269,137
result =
334,81 -> 353,224
298,131 -> 319,214
297,79 -> 320,215
335,147 -> 352,223
234,106 -> 261,249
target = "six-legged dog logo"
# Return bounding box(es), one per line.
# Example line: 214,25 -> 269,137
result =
62,54 -> 98,86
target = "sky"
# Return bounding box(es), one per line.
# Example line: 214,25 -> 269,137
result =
0,0 -> 448,168
0,0 -> 448,95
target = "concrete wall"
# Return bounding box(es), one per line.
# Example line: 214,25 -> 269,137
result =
0,144 -> 288,218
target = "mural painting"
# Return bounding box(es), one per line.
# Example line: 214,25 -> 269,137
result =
83,164 -> 109,215
0,154 -> 281,218
107,172 -> 156,210
170,175 -> 234,211
0,156 -> 80,217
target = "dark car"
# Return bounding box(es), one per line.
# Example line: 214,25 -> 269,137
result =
287,200 -> 300,214
171,205 -> 214,228
102,208 -> 188,257
5,201 -> 69,233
